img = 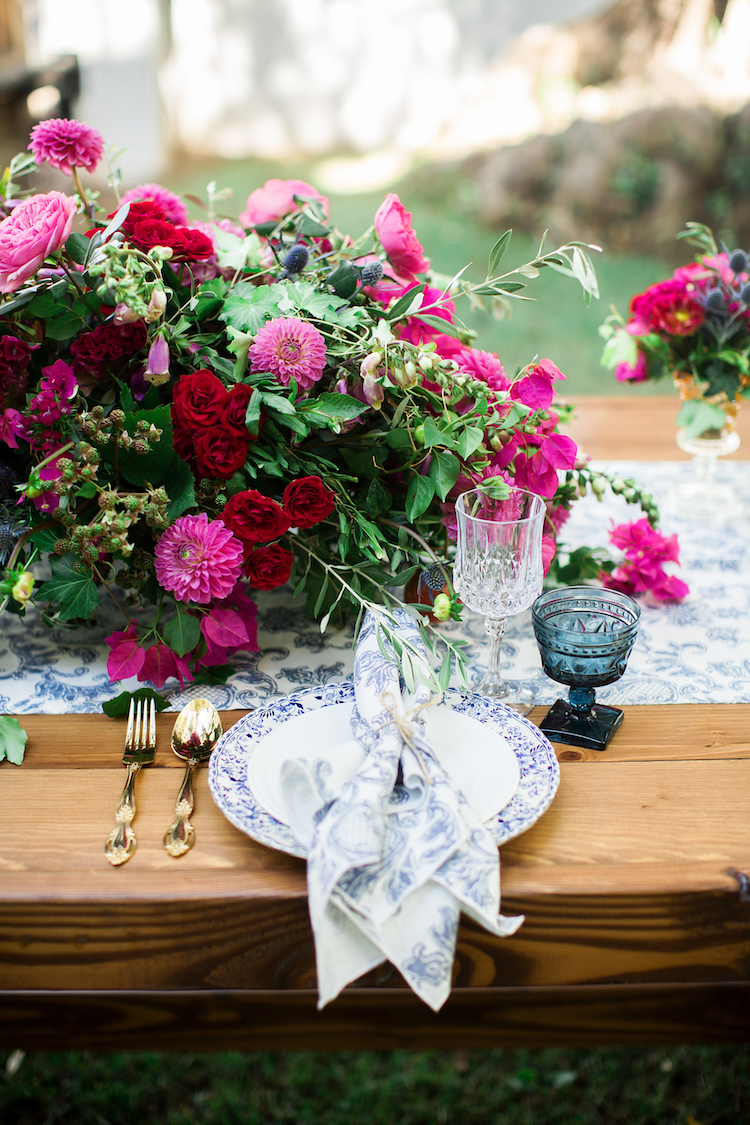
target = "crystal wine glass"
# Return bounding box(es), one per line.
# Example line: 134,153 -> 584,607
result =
531,585 -> 641,751
453,486 -> 546,714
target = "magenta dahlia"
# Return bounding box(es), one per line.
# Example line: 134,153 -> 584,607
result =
120,183 -> 190,227
29,118 -> 104,176
154,513 -> 244,604
248,316 -> 327,390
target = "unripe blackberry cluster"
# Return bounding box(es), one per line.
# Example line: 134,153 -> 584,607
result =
77,408 -> 162,453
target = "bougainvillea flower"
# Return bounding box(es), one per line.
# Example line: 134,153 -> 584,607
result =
140,643 -> 194,689
154,513 -> 244,603
29,117 -> 104,175
615,353 -> 649,383
248,316 -> 327,390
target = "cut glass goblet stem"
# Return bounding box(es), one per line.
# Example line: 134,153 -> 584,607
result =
472,617 -> 535,715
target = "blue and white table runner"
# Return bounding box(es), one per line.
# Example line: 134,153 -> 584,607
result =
2,460 -> 750,714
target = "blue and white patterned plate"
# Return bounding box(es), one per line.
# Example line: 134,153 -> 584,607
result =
208,681 -> 560,858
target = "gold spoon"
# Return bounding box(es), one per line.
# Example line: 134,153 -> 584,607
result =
163,699 -> 223,857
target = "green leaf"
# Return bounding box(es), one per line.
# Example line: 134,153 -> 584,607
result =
101,687 -> 171,718
413,313 -> 463,339
298,392 -> 368,421
165,455 -> 196,521
327,261 -> 359,299
405,475 -> 436,521
387,282 -> 427,321
438,650 -> 452,692
106,405 -> 174,488
65,232 -> 90,265
260,391 -> 297,415
35,555 -> 99,620
428,449 -> 460,501
0,286 -> 41,315
384,428 -> 413,452
28,527 -> 64,552
0,715 -> 28,765
675,399 -> 728,441
422,418 -> 456,450
44,310 -> 84,341
220,282 -> 285,332
487,229 -> 512,277
191,663 -> 235,686
455,425 -> 485,459
297,216 -> 330,237
366,478 -> 392,517
163,610 -> 202,657
27,290 -> 67,319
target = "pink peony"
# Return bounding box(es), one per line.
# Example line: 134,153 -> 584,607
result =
120,183 -> 190,226
240,179 -> 329,226
154,513 -> 244,604
248,316 -> 327,390
29,117 -> 104,176
0,192 -> 76,292
374,194 -> 429,282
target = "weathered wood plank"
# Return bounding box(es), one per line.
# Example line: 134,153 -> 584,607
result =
0,983 -> 748,1050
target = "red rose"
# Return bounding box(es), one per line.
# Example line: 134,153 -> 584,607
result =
221,489 -> 291,545
111,201 -> 167,237
244,543 -> 294,590
629,279 -> 705,336
172,369 -> 228,430
128,219 -> 214,261
283,475 -> 336,528
194,426 -> 249,480
221,383 -> 256,437
172,421 -> 196,466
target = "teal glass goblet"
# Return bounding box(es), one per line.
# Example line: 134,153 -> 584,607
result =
531,586 -> 641,751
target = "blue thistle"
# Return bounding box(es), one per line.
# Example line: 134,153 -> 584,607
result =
705,288 -> 725,312
740,283 -> 750,304
420,565 -> 446,592
730,250 -> 747,274
0,520 -> 19,564
361,261 -> 384,286
283,244 -> 309,275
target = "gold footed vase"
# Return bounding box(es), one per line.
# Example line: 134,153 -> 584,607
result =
665,376 -> 743,525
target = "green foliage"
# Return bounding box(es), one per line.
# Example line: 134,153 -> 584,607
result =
101,687 -> 170,718
35,556 -> 99,621
0,715 -> 28,764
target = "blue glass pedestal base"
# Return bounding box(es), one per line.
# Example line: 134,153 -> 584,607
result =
538,698 -> 624,752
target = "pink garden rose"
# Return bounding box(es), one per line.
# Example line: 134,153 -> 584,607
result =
374,194 -> 429,282
240,179 -> 329,226
0,192 -> 76,293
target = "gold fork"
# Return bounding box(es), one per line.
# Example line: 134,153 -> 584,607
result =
104,698 -> 156,866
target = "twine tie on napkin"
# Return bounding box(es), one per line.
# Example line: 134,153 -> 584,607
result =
281,609 -> 524,1011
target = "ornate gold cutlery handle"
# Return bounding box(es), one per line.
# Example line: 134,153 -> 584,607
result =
163,759 -> 198,857
105,761 -> 142,865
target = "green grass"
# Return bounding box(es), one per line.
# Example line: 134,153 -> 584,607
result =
2,1045 -> 748,1124
168,157 -> 673,398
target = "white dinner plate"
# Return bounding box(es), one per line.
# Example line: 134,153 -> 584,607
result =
245,700 -> 520,826
208,681 -> 560,859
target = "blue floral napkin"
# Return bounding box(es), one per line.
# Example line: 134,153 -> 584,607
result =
280,609 -> 523,1011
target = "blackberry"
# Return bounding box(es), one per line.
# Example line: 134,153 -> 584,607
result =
283,244 -> 309,275
361,261 -> 384,286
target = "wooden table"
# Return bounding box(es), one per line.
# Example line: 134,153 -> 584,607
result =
1,397 -> 749,1050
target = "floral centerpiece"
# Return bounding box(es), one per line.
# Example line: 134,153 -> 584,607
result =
600,223 -> 750,443
0,117 -> 684,720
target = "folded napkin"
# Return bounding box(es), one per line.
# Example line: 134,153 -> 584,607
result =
281,609 -> 524,1010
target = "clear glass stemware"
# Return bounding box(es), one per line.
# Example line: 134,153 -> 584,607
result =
453,487 -> 546,714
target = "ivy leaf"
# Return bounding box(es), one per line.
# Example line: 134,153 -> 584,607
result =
220,282 -> 285,332
405,475 -> 436,521
101,687 -> 171,718
0,715 -> 28,765
676,399 -> 728,441
163,610 -> 202,657
165,455 -> 196,521
35,555 -> 99,620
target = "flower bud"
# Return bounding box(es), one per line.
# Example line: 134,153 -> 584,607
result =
113,302 -> 140,325
144,286 -> 167,323
145,332 -> 171,386
11,571 -> 34,604
432,593 -> 452,621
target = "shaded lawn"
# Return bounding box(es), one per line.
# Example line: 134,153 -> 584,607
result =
169,157 -> 673,398
2,1045 -> 748,1124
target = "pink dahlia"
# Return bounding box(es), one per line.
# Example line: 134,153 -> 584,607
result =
120,183 -> 190,227
248,316 -> 327,390
29,118 -> 104,176
154,513 -> 244,604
